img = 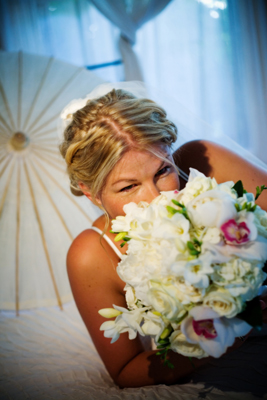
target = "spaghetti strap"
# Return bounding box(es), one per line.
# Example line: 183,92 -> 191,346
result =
90,226 -> 123,259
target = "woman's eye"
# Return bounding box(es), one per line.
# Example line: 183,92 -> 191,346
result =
156,166 -> 170,177
120,184 -> 136,192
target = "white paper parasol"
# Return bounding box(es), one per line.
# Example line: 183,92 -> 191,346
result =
0,51 -> 104,314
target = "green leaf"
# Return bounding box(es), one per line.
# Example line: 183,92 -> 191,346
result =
237,297 -> 263,331
234,203 -> 241,212
232,180 -> 244,198
193,238 -> 202,247
157,338 -> 170,345
241,202 -> 247,210
172,199 -> 184,208
187,241 -> 201,256
255,185 -> 267,201
166,205 -> 179,215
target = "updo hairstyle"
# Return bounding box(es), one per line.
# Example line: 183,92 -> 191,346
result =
59,89 -> 177,200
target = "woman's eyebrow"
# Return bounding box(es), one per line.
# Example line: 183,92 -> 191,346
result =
112,178 -> 138,186
112,156 -> 171,187
156,160 -> 166,171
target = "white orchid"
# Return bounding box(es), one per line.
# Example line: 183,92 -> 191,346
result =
181,306 -> 251,358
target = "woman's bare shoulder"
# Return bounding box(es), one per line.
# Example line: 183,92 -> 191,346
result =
174,139 -> 238,177
174,139 -> 267,209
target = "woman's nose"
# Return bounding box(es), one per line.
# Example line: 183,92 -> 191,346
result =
144,183 -> 161,203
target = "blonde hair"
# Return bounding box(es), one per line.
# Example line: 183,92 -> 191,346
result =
59,89 -> 177,200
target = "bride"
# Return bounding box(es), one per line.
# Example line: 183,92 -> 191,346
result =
59,83 -> 267,388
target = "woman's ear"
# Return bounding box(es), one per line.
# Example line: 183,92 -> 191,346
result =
78,182 -> 101,206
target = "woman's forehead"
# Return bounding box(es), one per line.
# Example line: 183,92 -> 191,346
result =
106,146 -> 172,185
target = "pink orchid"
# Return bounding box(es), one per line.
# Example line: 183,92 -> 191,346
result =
192,319 -> 217,339
221,219 -> 250,244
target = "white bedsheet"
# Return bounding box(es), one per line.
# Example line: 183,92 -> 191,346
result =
1,301 -> 267,400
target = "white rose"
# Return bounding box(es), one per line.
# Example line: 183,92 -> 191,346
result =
172,277 -> 206,304
187,189 -> 237,228
169,329 -> 208,359
203,287 -> 243,318
117,251 -> 149,284
176,169 -> 218,206
147,281 -> 185,321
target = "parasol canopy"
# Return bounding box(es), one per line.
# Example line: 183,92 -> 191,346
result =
0,51 -> 104,314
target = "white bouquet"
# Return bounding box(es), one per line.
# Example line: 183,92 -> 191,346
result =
99,169 -> 267,363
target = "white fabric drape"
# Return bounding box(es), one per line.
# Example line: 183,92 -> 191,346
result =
90,0 -> 172,80
0,0 -> 266,161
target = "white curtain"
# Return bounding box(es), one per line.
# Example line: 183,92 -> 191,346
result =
134,0 -> 267,164
90,0 -> 172,80
0,0 -> 266,163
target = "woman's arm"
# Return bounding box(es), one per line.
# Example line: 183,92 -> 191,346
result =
67,228 -> 247,388
173,140 -> 267,211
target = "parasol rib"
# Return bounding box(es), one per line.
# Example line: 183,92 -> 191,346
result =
32,129 -> 58,139
17,52 -> 22,131
0,112 -> 13,134
23,161 -> 63,310
28,112 -> 64,137
15,160 -> 21,316
22,57 -> 53,132
34,138 -> 58,144
0,132 -> 10,141
0,153 -> 9,165
31,144 -> 62,156
31,149 -> 66,172
0,159 -> 15,219
29,160 -> 73,241
27,68 -> 83,134
33,157 -> 93,223
0,153 -> 10,164
0,81 -> 16,132
0,155 -> 12,179
31,147 -> 65,167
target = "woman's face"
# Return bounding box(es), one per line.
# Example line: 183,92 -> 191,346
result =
97,145 -> 180,220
